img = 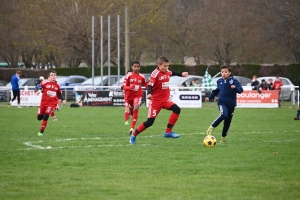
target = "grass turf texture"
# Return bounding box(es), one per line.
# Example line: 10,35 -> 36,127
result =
0,104 -> 299,199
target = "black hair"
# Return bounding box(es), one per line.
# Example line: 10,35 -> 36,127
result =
49,70 -> 57,75
220,65 -> 231,72
131,61 -> 140,66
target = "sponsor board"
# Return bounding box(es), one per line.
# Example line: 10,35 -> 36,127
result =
237,90 -> 279,108
11,90 -> 41,106
76,90 -> 125,106
146,90 -> 202,108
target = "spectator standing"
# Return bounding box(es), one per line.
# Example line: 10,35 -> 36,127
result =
272,76 -> 283,107
258,79 -> 268,93
8,70 -> 22,108
251,75 -> 260,91
267,78 -> 274,90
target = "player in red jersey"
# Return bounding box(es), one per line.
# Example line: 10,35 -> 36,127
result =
123,70 -> 133,125
129,56 -> 188,144
36,70 -> 66,136
122,61 -> 148,134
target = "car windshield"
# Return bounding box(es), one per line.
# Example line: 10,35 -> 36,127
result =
81,77 -> 107,86
169,76 -> 185,84
56,77 -> 68,84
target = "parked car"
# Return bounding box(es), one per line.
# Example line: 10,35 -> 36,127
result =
0,80 -> 8,101
56,75 -> 88,100
0,80 -> 7,86
1,78 -> 39,101
56,75 -> 88,89
168,75 -> 204,90
257,76 -> 295,100
78,75 -> 121,90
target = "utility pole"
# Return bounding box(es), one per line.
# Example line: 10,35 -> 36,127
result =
125,5 -> 130,73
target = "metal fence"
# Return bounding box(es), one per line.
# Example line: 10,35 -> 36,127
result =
0,86 -> 299,107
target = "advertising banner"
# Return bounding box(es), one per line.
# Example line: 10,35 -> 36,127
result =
11,90 -> 41,106
237,90 -> 279,108
76,90 -> 125,106
146,90 -> 202,108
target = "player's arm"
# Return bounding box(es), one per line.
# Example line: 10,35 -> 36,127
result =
57,89 -> 66,104
143,77 -> 148,90
170,71 -> 189,77
233,79 -> 244,94
122,74 -> 135,90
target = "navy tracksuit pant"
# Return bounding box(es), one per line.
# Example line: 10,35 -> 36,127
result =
211,104 -> 235,137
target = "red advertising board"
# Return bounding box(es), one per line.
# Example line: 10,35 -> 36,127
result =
237,90 -> 279,108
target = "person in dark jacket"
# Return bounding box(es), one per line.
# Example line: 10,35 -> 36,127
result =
8,70 -> 22,108
205,65 -> 244,143
251,75 -> 260,91
267,78 -> 274,90
258,79 -> 268,93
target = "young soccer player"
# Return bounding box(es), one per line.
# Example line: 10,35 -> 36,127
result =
122,70 -> 133,125
122,61 -> 148,134
129,56 -> 188,144
36,70 -> 66,136
205,65 -> 243,143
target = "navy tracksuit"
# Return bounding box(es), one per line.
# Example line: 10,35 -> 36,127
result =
208,75 -> 243,137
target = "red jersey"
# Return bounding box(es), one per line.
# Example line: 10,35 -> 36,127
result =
148,68 -> 173,102
122,72 -> 148,99
272,80 -> 283,90
40,80 -> 62,105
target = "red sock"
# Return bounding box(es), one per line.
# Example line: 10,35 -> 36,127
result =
131,110 -> 139,129
124,112 -> 130,121
165,113 -> 179,133
50,112 -> 55,117
40,120 -> 48,132
133,123 -> 146,136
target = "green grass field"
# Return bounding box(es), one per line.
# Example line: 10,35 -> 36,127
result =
0,104 -> 299,200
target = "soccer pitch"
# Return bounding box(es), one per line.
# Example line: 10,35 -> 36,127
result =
0,105 -> 299,199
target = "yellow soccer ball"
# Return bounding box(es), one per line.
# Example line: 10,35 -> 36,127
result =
203,135 -> 217,147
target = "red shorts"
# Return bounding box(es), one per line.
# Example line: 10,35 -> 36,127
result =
38,104 -> 56,116
147,99 -> 175,118
125,96 -> 142,108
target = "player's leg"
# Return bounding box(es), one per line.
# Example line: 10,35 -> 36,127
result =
130,97 -> 142,131
206,104 -> 228,135
50,111 -> 57,121
220,107 -> 235,142
37,106 -> 55,136
130,100 -> 160,144
9,90 -> 17,107
164,102 -> 181,138
124,101 -> 131,125
16,90 -> 22,108
294,104 -> 300,120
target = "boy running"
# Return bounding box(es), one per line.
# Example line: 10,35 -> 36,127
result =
36,70 -> 66,136
205,65 -> 243,143
122,61 -> 148,134
129,56 -> 188,144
